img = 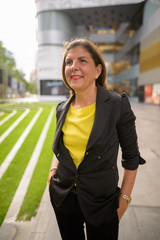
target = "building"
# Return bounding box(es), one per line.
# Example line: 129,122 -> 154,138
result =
138,0 -> 160,104
35,0 -> 160,104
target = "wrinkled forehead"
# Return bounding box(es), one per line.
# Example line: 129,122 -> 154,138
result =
66,45 -> 88,54
65,46 -> 92,60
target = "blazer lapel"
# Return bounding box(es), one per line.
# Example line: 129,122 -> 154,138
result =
86,85 -> 112,151
53,85 -> 113,155
52,94 -> 74,152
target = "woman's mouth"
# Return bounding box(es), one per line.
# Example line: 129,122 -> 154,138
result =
71,75 -> 82,80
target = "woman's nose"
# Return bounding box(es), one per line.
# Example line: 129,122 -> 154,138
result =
72,60 -> 79,70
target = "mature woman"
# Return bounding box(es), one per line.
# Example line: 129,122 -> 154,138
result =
48,38 -> 145,240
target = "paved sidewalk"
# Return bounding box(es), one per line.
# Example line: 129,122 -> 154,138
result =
0,102 -> 160,240
0,186 -> 61,240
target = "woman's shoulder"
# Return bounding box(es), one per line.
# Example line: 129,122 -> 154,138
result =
107,90 -> 131,110
56,94 -> 74,112
101,86 -> 128,102
105,88 -> 129,104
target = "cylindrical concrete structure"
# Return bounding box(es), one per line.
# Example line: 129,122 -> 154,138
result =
36,1 -> 75,95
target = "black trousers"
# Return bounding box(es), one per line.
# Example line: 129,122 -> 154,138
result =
49,188 -> 119,240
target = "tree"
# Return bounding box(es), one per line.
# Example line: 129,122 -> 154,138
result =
0,41 -> 28,98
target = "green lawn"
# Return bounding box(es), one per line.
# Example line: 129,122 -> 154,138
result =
0,112 -> 10,121
0,110 -> 24,135
0,108 -> 38,165
17,109 -> 56,220
0,103 -> 57,226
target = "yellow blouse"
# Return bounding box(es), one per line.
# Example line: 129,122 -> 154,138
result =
62,102 -> 96,169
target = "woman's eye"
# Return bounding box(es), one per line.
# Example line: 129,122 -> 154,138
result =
66,60 -> 72,66
80,59 -> 86,63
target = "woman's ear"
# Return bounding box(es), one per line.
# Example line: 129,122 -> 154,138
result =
96,64 -> 102,78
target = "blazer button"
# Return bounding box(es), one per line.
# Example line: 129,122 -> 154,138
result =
98,156 -> 101,159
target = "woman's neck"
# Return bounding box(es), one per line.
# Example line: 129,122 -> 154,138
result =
73,86 -> 97,109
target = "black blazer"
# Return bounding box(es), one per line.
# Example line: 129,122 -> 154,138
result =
50,84 -> 145,225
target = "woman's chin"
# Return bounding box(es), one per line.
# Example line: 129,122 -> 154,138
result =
69,83 -> 83,91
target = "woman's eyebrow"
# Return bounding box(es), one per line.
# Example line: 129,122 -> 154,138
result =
78,56 -> 88,59
65,56 -> 88,61
65,57 -> 72,62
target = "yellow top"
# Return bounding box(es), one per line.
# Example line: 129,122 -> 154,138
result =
62,102 -> 96,169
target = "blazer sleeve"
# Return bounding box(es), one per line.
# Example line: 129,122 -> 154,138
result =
117,93 -> 146,170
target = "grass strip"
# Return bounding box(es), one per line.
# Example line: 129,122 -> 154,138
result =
8,103 -> 41,110
0,105 -> 17,112
10,102 -> 53,109
0,105 -> 52,226
17,106 -> 56,220
0,110 -> 23,136
0,108 -> 37,166
0,112 -> 10,121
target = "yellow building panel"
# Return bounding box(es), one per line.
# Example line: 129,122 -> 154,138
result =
140,40 -> 160,73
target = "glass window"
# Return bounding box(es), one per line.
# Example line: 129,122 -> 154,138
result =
40,80 -> 69,96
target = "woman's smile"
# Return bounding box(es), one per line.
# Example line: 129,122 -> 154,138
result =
71,75 -> 83,80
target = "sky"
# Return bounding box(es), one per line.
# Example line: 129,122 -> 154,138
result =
0,0 -> 37,82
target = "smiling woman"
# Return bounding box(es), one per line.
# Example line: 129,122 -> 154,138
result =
48,38 -> 146,240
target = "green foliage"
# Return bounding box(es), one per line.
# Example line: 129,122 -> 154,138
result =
0,41 -> 28,98
27,82 -> 37,94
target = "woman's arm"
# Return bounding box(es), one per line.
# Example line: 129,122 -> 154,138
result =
48,158 -> 59,185
118,168 -> 138,221
116,94 -> 145,220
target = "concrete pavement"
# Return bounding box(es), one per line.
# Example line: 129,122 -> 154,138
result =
0,102 -> 160,240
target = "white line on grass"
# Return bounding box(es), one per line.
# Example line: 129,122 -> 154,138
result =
0,112 -> 4,117
3,107 -> 55,223
0,108 -> 43,179
0,110 -> 17,126
0,109 -> 30,143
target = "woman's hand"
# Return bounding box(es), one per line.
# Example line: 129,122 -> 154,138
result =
117,197 -> 128,221
118,168 -> 138,221
48,169 -> 56,185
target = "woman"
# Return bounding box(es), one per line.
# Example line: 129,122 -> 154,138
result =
48,38 -> 146,240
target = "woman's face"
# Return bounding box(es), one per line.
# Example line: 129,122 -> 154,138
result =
64,46 -> 102,93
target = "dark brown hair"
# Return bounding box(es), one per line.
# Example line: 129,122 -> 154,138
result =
62,38 -> 107,95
